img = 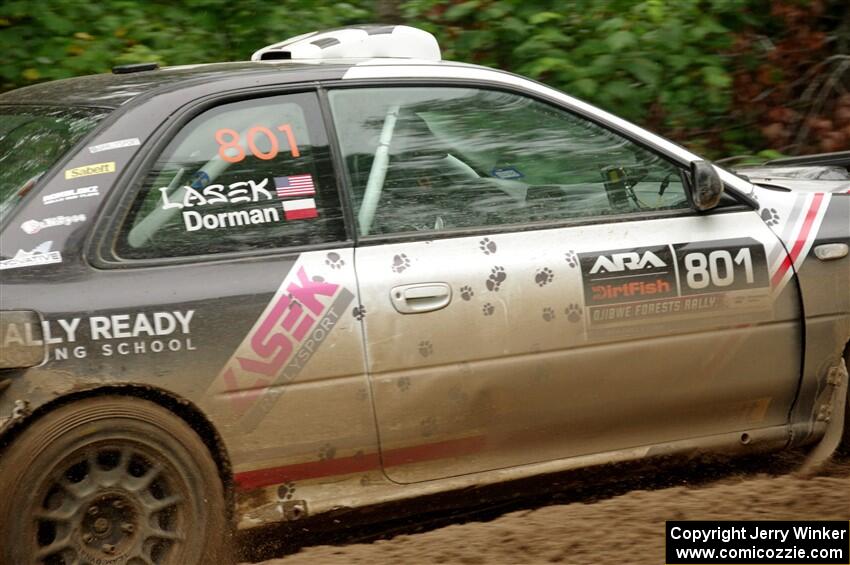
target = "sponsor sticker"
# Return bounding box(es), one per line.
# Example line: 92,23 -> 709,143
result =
20,214 -> 86,234
88,137 -> 141,154
208,263 -> 354,430
581,245 -> 678,306
64,162 -> 116,180
42,185 -> 100,205
579,238 -> 770,327
0,241 -> 62,270
1,310 -> 195,361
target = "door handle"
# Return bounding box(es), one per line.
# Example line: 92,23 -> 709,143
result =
814,243 -> 848,261
390,283 -> 452,314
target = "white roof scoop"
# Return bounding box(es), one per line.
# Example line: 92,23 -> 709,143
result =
251,25 -> 441,62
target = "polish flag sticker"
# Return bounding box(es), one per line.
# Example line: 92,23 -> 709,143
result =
282,198 -> 318,220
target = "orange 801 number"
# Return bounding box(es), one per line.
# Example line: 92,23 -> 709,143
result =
215,124 -> 300,163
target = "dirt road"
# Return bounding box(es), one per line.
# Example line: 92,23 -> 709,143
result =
244,454 -> 850,564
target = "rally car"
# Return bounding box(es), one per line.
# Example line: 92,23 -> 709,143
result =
0,25 -> 848,565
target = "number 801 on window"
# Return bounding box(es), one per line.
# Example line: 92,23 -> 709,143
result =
674,239 -> 769,295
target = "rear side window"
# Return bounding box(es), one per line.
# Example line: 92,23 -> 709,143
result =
116,92 -> 345,259
0,106 -> 109,224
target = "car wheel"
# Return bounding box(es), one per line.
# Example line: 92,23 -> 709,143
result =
0,395 -> 230,565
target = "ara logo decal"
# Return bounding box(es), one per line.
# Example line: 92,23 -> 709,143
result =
589,251 -> 667,274
210,262 -> 354,430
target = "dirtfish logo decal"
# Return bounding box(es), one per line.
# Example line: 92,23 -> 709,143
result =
211,264 -> 354,430
1,310 -> 195,360
589,251 -> 667,274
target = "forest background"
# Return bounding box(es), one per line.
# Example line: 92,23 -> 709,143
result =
1,0 -> 848,159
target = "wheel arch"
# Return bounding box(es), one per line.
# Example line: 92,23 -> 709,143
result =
0,383 -> 235,521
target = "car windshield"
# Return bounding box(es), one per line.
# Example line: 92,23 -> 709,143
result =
0,105 -> 110,224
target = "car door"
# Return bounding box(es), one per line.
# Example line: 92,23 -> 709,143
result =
328,85 -> 802,484
98,91 -> 377,481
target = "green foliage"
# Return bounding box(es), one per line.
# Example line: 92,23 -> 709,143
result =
403,0 -> 749,152
0,0 -> 368,88
0,0 -> 845,157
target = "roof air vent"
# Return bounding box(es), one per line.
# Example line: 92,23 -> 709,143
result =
112,62 -> 159,74
251,25 -> 441,62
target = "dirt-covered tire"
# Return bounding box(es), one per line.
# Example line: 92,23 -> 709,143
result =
840,349 -> 850,456
0,395 -> 231,565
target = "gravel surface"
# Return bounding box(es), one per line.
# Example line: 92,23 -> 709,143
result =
244,454 -> 850,565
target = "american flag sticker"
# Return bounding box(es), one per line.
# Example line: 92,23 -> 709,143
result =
282,198 -> 318,220
275,174 -> 315,198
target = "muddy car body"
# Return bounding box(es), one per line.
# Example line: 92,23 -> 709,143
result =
1,26 -> 849,565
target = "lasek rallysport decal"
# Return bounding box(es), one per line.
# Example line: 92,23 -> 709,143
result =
579,238 -> 770,327
205,258 -> 354,432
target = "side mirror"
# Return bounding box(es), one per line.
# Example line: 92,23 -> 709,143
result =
689,160 -> 723,211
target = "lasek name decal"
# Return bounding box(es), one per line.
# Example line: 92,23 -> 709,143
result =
579,238 -> 769,326
208,263 -> 354,431
1,310 -> 195,360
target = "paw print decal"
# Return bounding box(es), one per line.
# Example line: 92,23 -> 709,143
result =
482,303 -> 495,316
325,252 -> 344,270
278,482 -> 296,501
421,416 -> 437,437
565,303 -> 583,323
352,305 -> 367,320
459,285 -> 474,301
486,266 -> 507,291
564,251 -> 578,268
392,253 -> 411,273
418,340 -> 433,358
397,376 -> 411,392
542,307 -> 556,321
760,207 -> 780,227
535,267 -> 554,287
318,443 -> 336,461
479,237 -> 497,255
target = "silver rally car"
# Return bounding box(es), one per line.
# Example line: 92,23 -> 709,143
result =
0,25 -> 848,565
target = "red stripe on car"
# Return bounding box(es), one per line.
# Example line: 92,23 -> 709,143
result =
234,435 -> 486,491
770,193 -> 824,288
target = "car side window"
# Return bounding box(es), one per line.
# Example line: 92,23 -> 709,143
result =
116,92 -> 345,259
328,87 -> 690,236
